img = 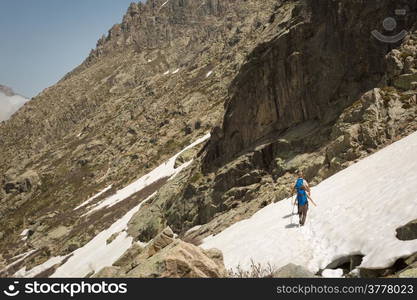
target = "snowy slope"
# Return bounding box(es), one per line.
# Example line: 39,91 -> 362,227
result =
202,131 -> 417,275
13,134 -> 210,278
82,133 -> 210,214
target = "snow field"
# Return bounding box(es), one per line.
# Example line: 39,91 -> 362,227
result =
202,131 -> 417,276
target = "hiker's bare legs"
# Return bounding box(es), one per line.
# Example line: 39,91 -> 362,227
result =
299,203 -> 309,226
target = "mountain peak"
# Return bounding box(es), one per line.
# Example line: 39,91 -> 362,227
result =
83,0 -> 230,65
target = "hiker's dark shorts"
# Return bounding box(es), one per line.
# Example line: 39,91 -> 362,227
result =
298,202 -> 308,214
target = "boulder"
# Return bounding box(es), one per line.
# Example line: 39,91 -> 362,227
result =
396,219 -> 417,241
203,248 -> 225,269
97,226 -> 227,278
3,170 -> 40,194
126,240 -> 227,278
272,263 -> 316,278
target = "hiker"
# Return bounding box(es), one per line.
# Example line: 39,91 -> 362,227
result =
293,170 -> 316,226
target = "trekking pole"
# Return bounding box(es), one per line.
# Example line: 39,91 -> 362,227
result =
290,195 -> 296,225
307,194 -> 317,207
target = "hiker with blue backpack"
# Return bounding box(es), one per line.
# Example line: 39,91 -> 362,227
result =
293,170 -> 317,226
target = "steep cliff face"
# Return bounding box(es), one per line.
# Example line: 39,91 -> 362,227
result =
85,0 -> 236,62
203,0 -> 417,170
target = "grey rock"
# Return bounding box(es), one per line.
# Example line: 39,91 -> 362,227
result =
396,219 -> 417,241
94,266 -> 121,278
272,263 -> 316,278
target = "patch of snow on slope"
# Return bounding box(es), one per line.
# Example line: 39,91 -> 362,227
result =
50,193 -> 156,277
20,229 -> 29,236
14,194 -> 155,278
163,70 -> 170,75
172,68 -> 180,74
0,249 -> 36,274
202,131 -> 417,274
74,185 -> 113,211
322,269 -> 344,278
84,133 -> 210,214
160,0 -> 170,9
206,70 -> 213,78
20,229 -> 30,241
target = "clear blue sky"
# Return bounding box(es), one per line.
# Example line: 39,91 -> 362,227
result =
0,0 -> 140,98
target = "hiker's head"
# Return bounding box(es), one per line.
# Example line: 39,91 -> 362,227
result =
297,170 -> 304,178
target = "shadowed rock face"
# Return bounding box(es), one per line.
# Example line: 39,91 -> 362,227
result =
396,219 -> 417,241
203,0 -> 417,171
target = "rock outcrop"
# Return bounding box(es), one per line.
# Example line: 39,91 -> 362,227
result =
396,219 -> 417,241
272,263 -> 316,278
95,227 -> 227,278
3,170 -> 40,195
203,0 -> 417,171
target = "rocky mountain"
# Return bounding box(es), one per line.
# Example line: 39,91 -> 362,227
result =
0,0 -> 278,276
0,85 -> 28,122
1,0 -> 417,278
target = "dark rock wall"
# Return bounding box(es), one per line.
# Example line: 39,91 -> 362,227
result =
203,0 -> 417,171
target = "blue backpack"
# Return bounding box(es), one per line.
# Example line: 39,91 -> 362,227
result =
295,178 -> 308,206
